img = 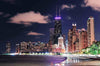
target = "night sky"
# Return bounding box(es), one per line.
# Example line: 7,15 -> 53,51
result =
0,0 -> 100,53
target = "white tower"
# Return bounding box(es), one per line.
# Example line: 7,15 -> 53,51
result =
58,35 -> 65,53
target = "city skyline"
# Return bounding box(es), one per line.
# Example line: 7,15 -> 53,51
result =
1,1 -> 100,66
1,16 -> 96,54
0,0 -> 100,53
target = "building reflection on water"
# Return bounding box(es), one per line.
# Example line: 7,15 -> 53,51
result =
50,56 -> 100,66
50,57 -> 81,66
0,55 -> 100,66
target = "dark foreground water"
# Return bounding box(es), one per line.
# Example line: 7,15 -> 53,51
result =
0,55 -> 100,66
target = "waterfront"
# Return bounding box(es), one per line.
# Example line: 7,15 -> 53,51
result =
0,61 -> 100,66
0,55 -> 100,66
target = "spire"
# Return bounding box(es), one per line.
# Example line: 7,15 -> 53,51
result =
56,5 -> 57,17
55,6 -> 61,20
59,8 -> 60,16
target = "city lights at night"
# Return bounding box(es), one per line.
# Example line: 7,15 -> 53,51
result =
55,17 -> 62,20
0,0 -> 100,66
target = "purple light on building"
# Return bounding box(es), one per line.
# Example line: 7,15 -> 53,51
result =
55,17 -> 61,20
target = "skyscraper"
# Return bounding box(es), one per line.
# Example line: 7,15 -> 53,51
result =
68,24 -> 89,53
62,34 -> 66,49
87,16 -> 95,46
48,28 -> 54,52
54,16 -> 62,44
53,7 -> 62,44
68,23 -> 79,53
50,28 -> 54,42
79,28 -> 88,51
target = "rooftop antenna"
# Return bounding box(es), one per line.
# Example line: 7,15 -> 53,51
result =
56,5 -> 57,17
59,8 -> 61,16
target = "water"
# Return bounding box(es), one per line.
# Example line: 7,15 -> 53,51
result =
0,55 -> 100,66
56,57 -> 100,66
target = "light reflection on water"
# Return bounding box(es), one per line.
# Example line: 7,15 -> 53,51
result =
50,57 -> 81,66
0,56 -> 100,66
50,56 -> 97,66
0,57 -> 82,66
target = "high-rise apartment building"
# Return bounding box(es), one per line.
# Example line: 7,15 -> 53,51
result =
79,28 -> 88,51
68,24 -> 79,53
87,16 -> 95,46
50,28 -> 54,41
48,28 -> 54,52
68,24 -> 88,53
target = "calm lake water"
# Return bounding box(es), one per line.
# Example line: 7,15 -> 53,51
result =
0,55 -> 100,66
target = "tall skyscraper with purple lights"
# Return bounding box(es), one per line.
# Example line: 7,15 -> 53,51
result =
54,16 -> 62,44
53,7 -> 62,44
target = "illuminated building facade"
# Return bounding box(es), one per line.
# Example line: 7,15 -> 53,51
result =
58,35 -> 65,53
54,16 -> 62,44
62,34 -> 66,49
50,28 -> 54,42
48,28 -> 54,52
16,44 -> 20,53
87,16 -> 95,46
20,41 -> 28,53
68,16 -> 95,53
16,41 -> 48,53
48,40 -> 53,52
6,42 -> 11,53
68,23 -> 89,53
68,23 -> 79,53
65,40 -> 68,52
79,28 -> 88,51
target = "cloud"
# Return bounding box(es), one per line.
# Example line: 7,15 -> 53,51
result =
82,0 -> 100,11
61,4 -> 75,9
27,31 -> 44,36
9,11 -> 49,26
